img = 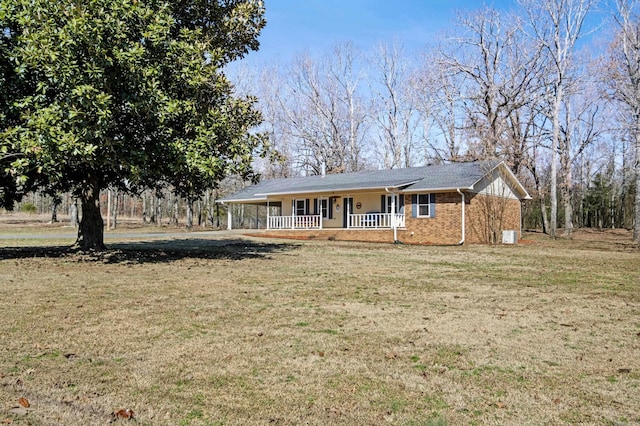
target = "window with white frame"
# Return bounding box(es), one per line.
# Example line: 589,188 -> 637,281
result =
294,199 -> 306,216
417,193 -> 435,217
386,194 -> 400,213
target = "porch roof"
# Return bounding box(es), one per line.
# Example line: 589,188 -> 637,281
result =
219,160 -> 530,203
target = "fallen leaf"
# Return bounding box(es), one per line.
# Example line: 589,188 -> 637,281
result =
111,408 -> 135,421
18,397 -> 30,408
1,418 -> 14,424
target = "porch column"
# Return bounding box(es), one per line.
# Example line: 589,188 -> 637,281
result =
391,193 -> 397,242
227,205 -> 233,230
346,198 -> 350,229
266,200 -> 270,230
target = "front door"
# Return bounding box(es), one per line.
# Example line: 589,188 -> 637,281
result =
342,197 -> 353,228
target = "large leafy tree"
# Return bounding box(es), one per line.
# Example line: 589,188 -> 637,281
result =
0,0 -> 266,250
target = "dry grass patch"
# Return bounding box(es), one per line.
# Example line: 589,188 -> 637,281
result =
0,229 -> 639,425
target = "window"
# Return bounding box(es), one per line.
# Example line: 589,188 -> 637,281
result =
381,194 -> 404,213
319,198 -> 329,218
416,193 -> 435,217
294,199 -> 306,216
386,194 -> 399,213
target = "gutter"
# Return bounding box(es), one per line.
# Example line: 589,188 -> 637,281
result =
457,189 -> 465,245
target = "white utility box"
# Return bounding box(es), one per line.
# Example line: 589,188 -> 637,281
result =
502,230 -> 518,244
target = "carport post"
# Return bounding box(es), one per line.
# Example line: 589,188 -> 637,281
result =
227,205 -> 233,230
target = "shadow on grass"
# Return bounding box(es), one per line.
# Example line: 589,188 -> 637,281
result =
0,238 -> 299,263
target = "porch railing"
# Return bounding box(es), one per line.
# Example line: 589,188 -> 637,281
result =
267,213 -> 405,230
268,215 -> 322,230
348,213 -> 405,229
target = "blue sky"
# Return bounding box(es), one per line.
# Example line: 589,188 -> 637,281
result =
243,0 -> 517,64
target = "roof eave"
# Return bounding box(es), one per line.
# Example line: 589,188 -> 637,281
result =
255,181 -> 420,197
217,197 -> 267,204
469,160 -> 531,200
400,185 -> 474,193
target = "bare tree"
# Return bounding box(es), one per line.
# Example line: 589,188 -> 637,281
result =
558,83 -> 604,235
441,8 -> 511,158
606,0 -> 640,242
276,44 -> 370,175
439,6 -> 549,177
370,41 -> 420,168
520,0 -> 597,238
412,53 -> 469,163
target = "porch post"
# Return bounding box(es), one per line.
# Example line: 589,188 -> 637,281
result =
391,193 -> 397,242
227,205 -> 233,230
347,197 -> 350,229
266,200 -> 270,230
256,205 -> 260,229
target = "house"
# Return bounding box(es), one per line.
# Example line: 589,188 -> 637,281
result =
218,160 -> 531,244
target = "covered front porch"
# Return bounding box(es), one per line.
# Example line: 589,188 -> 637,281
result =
266,212 -> 405,230
224,191 -> 406,233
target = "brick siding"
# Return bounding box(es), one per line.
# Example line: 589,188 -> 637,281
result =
263,191 -> 521,245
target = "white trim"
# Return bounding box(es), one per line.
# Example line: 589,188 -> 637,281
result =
467,161 -> 531,200
293,198 -> 307,216
318,197 -> 330,219
416,193 -> 435,218
457,189 -> 465,245
400,185 -> 474,194
255,181 -> 421,197
217,197 -> 268,203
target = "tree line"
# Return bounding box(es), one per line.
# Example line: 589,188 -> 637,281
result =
233,0 -> 640,242
2,0 -> 640,244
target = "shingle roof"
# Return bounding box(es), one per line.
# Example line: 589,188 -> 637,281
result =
219,160 -> 528,203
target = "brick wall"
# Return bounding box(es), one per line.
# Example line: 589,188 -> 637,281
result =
260,229 -> 397,243
397,193 -> 462,244
465,193 -> 521,244
261,191 -> 522,245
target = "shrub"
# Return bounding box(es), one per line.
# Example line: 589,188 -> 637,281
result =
21,203 -> 37,214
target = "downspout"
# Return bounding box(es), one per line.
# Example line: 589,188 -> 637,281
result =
457,189 -> 465,245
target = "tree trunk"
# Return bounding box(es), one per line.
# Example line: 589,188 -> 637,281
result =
50,197 -> 60,223
550,84 -> 562,239
634,114 -> 640,243
562,168 -> 574,237
142,192 -> 148,223
186,198 -> 194,231
172,196 -> 179,226
70,198 -> 79,228
75,183 -> 105,251
111,189 -> 118,230
540,198 -> 549,234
